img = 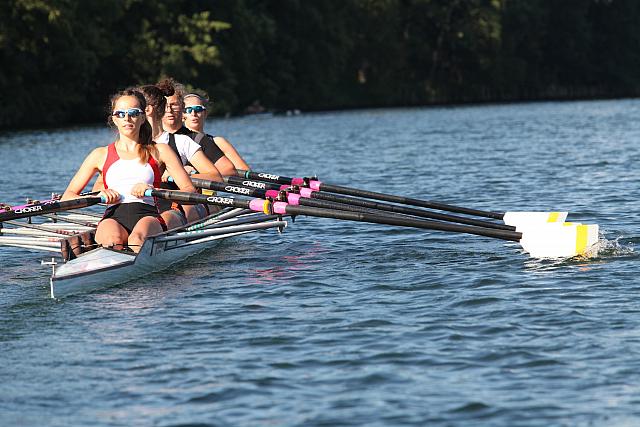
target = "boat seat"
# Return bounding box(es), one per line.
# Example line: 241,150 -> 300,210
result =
60,231 -> 97,261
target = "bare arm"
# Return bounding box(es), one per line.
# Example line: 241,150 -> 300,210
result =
214,136 -> 250,171
92,173 -> 105,192
157,144 -> 197,193
214,154 -> 237,177
188,150 -> 224,182
61,147 -> 120,203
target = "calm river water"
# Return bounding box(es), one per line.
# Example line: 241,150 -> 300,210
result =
0,100 -> 639,426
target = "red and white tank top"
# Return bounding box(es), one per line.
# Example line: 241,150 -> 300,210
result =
102,143 -> 161,206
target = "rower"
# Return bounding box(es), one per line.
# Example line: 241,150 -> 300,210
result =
182,92 -> 250,172
161,82 -> 238,177
139,80 -> 223,228
61,88 -> 197,253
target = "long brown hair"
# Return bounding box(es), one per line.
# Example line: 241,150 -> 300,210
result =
138,79 -> 175,122
108,89 -> 156,164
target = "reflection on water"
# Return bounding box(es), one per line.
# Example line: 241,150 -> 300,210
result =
250,243 -> 329,285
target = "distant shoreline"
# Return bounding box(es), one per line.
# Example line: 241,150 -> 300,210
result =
2,94 -> 638,134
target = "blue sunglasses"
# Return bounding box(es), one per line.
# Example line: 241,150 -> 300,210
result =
112,108 -> 144,119
184,105 -> 206,114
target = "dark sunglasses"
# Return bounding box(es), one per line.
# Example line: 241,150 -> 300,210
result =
166,103 -> 182,112
112,108 -> 144,119
184,105 -> 206,114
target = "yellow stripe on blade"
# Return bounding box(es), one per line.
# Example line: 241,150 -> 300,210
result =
575,224 -> 589,254
547,212 -> 561,222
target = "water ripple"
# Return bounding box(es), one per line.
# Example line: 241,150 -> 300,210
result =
2,100 -> 640,426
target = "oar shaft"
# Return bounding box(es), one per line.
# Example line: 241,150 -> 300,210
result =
0,197 -> 103,222
192,177 -> 418,218
189,177 -> 268,198
239,171 -> 301,186
225,175 -> 283,191
240,170 -> 505,220
147,189 -> 522,242
272,203 -> 521,242
146,189 -> 253,210
302,189 -> 514,231
225,176 -> 512,230
164,182 -> 399,218
3,220 -> 80,236
316,182 -> 504,220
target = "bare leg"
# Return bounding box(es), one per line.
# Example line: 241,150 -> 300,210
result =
161,210 -> 187,230
128,216 -> 165,253
182,204 -> 207,222
95,218 -> 129,250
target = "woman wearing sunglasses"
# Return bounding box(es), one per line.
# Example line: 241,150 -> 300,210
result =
61,89 -> 196,252
138,80 -> 223,229
182,93 -> 250,172
161,84 -> 237,176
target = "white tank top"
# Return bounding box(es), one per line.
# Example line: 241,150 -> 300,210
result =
156,131 -> 201,165
102,143 -> 161,205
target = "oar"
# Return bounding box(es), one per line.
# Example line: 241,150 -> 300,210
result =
200,176 -> 514,231
0,197 -> 104,222
187,177 -> 494,227
237,170 -> 568,227
187,177 -> 380,214
2,220 -> 83,236
184,176 -> 400,216
147,188 -> 521,241
145,189 -> 598,258
222,176 -> 514,231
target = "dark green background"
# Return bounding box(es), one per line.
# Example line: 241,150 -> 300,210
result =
1,0 -> 638,129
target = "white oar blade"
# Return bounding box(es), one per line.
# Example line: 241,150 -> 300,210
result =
519,223 -> 599,258
503,211 -> 568,228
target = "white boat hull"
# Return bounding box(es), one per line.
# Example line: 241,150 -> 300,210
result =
50,234 -> 222,298
48,210 -> 287,298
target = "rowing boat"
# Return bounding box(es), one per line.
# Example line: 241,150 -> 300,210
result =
1,205 -> 287,298
0,169 -> 601,299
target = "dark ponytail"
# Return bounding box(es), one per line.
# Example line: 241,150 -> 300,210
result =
139,79 -> 176,122
158,77 -> 186,109
108,88 -> 157,164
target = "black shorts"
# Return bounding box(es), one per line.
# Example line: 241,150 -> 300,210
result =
156,182 -> 186,215
102,203 -> 167,234
156,198 -> 185,215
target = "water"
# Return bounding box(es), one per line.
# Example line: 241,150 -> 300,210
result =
0,100 -> 639,426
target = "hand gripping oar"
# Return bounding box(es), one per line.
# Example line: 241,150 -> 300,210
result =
223,175 -> 515,231
0,197 -> 104,222
145,189 -> 598,258
237,170 -> 569,227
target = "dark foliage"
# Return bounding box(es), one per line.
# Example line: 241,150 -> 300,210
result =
1,0 -> 638,129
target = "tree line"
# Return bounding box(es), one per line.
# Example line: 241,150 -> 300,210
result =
1,0 -> 639,129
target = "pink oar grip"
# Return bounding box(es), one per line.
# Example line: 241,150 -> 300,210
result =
249,199 -> 266,212
273,202 -> 288,214
286,193 -> 301,205
265,190 -> 279,198
298,187 -> 315,198
279,185 -> 290,191
309,180 -> 322,191
291,177 -> 305,186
